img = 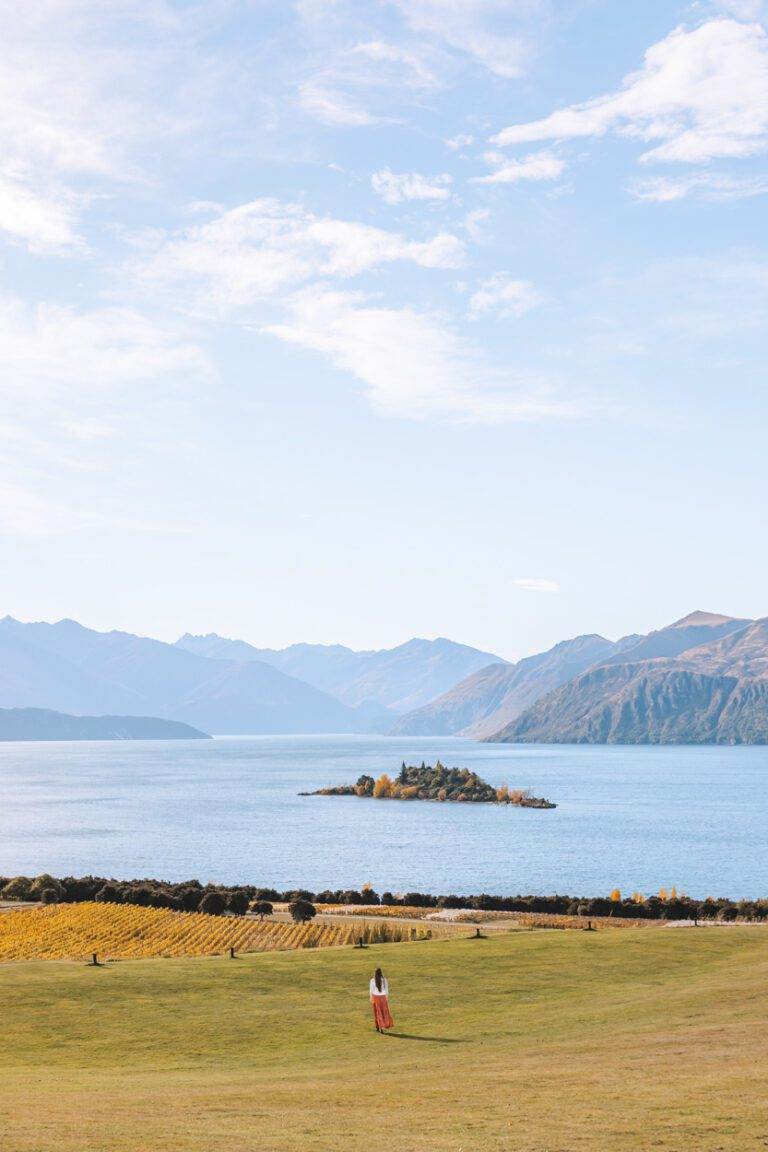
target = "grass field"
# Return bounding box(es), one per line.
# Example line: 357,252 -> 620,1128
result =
1,927 -> 767,1151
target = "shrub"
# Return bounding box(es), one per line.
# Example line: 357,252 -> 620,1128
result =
288,899 -> 316,923
40,888 -> 59,905
199,891 -> 226,916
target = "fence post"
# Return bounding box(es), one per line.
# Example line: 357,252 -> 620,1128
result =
229,946 -> 235,959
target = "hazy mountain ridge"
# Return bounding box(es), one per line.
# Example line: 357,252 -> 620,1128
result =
489,613 -> 768,745
0,617 -> 368,735
175,633 -> 503,713
0,707 -> 209,741
391,634 -> 619,737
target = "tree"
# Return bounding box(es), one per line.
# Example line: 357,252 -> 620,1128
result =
373,773 -> 393,798
200,891 -> 226,916
40,888 -> 59,905
252,900 -> 273,920
288,899 -> 316,924
178,887 -> 203,912
95,884 -> 123,904
1,876 -> 32,901
227,891 -> 250,916
29,874 -> 65,902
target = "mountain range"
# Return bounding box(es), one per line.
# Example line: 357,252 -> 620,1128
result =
492,613 -> 768,744
0,617 -> 499,735
2,610 -> 767,743
175,633 -> 501,713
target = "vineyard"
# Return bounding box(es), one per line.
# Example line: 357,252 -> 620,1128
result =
0,902 -> 428,961
318,904 -> 659,929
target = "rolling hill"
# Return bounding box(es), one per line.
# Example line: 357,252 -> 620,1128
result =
0,708 -> 209,741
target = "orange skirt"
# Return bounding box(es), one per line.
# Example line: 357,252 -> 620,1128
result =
372,994 -> 393,1030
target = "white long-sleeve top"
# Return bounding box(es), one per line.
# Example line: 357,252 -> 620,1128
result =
370,976 -> 388,998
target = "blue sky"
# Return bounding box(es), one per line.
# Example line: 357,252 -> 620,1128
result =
2,0 -> 767,659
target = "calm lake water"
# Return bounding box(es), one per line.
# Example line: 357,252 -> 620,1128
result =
1,736 -> 766,899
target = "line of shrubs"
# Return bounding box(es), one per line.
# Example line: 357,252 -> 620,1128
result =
1,873 -> 766,921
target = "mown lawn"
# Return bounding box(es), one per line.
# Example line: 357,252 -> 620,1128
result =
1,927 -> 767,1151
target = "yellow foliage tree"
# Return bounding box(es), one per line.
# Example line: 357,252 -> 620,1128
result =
373,773 -> 393,798
610,888 -> 621,903
658,888 -> 668,901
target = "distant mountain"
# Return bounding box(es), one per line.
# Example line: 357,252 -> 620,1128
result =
0,617 -> 369,735
176,633 -> 504,714
489,613 -> 768,745
0,707 -> 209,741
599,611 -> 750,666
391,634 -> 618,737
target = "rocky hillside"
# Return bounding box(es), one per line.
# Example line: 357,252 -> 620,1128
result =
391,634 -> 618,737
489,614 -> 768,745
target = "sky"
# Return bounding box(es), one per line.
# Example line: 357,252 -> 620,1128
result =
2,0 -> 768,661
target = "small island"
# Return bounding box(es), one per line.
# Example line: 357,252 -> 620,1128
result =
301,761 -> 556,808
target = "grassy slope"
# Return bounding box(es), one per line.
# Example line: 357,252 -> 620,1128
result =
1,928 -> 767,1151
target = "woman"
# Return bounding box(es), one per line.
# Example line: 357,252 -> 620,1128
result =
369,966 -> 394,1033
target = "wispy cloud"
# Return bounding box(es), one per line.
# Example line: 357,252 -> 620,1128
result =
630,171 -> 768,201
492,19 -> 768,164
468,273 -> 546,318
513,577 -> 560,593
264,286 -> 577,423
136,199 -> 466,314
371,169 -> 453,204
473,149 -> 565,184
390,0 -> 539,79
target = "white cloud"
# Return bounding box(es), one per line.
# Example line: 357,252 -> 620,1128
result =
446,133 -> 475,150
474,149 -> 565,184
137,199 -> 466,314
298,37 -> 439,126
0,295 -> 208,392
493,19 -> 768,164
469,273 -> 546,318
631,171 -> 768,201
391,1 -> 536,79
0,175 -> 84,254
264,286 -> 577,423
371,168 -> 453,204
298,81 -> 379,126
513,577 -> 560,593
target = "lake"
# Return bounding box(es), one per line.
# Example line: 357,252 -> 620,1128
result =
1,736 -> 766,899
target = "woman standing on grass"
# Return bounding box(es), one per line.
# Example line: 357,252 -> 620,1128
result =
370,967 -> 394,1032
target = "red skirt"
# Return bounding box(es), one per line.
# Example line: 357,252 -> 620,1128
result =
372,994 -> 394,1030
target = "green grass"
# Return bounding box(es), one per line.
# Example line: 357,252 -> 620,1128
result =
1,927 -> 767,1151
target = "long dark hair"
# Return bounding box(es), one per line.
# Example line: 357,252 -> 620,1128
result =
374,967 -> 383,992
